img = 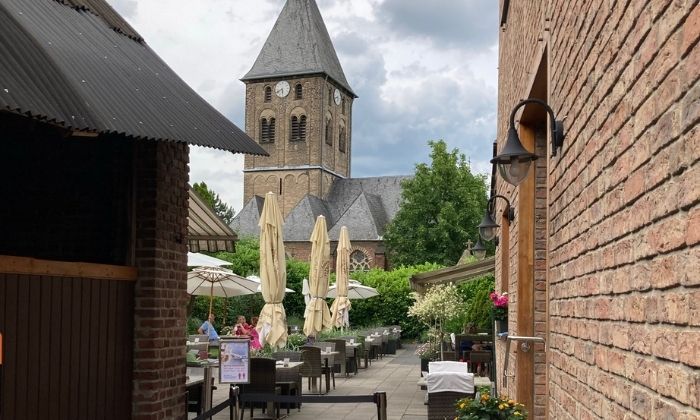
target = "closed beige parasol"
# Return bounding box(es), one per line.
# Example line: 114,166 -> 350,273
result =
303,215 -> 332,337
256,192 -> 288,349
330,226 -> 352,328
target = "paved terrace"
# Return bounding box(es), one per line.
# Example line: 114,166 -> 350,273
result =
207,343 -> 427,420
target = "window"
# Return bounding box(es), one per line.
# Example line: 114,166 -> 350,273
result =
325,119 -> 333,146
290,115 -> 307,141
350,250 -> 370,271
264,86 -> 272,102
328,89 -> 332,106
341,97 -> 346,114
338,127 -> 346,152
260,117 -> 275,143
295,83 -> 303,99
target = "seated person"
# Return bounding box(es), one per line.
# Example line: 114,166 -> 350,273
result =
234,315 -> 250,336
198,313 -> 219,342
248,316 -> 262,350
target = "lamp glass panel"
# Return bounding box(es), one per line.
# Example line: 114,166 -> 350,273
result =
473,249 -> 486,260
479,225 -> 497,241
498,159 -> 531,186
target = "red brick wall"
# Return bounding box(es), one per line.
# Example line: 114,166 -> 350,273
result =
497,0 -> 699,418
132,141 -> 190,419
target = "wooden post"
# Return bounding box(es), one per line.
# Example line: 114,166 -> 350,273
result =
516,125 -> 535,413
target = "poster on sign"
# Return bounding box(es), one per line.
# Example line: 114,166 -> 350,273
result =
218,338 -> 250,384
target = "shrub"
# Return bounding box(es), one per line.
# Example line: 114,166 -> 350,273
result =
349,263 -> 442,339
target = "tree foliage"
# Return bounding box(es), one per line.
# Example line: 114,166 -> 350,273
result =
192,181 -> 235,225
349,263 -> 442,339
384,140 -> 489,266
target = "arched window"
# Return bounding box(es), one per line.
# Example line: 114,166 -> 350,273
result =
264,86 -> 272,102
290,115 -> 307,142
338,127 -> 346,152
260,117 -> 275,143
325,119 -> 333,146
299,115 -> 307,141
295,83 -> 303,100
328,89 -> 332,106
350,250 -> 370,272
341,97 -> 346,114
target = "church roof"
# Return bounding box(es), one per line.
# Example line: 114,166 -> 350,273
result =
231,175 -> 409,242
241,0 -> 356,97
0,0 -> 266,155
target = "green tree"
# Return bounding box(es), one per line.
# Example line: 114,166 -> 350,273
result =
192,181 -> 235,225
384,140 -> 488,266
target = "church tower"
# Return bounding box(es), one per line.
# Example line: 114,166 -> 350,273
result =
241,0 -> 356,217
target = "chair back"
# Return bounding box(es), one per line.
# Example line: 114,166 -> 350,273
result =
469,351 -> 492,364
429,361 -> 469,373
272,351 -> 302,362
242,358 -> 277,393
299,346 -> 322,376
327,339 -> 347,364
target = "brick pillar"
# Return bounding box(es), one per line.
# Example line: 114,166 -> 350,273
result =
132,141 -> 190,419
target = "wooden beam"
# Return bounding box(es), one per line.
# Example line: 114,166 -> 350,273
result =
0,255 -> 137,281
516,125 -> 535,412
501,211 -> 510,293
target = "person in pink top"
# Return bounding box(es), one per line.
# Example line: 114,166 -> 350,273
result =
248,316 -> 262,350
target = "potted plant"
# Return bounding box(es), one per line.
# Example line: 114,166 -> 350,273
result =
409,283 -> 465,360
415,341 -> 440,372
490,291 -> 508,334
455,389 -> 527,419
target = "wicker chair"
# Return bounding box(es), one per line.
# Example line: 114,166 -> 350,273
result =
327,339 -> 350,377
313,341 -> 336,389
356,335 -> 371,368
428,391 -> 473,420
299,346 -> 325,395
238,357 -> 279,419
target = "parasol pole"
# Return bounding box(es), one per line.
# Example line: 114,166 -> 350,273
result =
209,281 -> 214,316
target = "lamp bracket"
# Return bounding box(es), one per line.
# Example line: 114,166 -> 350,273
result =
488,194 -> 515,222
509,98 -> 565,158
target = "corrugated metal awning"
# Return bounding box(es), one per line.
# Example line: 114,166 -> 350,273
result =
0,0 -> 266,155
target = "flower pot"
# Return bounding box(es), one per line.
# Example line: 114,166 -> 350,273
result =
495,320 -> 508,334
420,358 -> 429,373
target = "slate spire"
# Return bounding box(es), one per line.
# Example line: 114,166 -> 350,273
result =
242,0 -> 356,97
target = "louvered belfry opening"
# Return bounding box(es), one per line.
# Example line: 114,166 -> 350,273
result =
325,119 -> 333,145
264,86 -> 272,102
299,115 -> 307,141
260,117 -> 275,143
290,115 -> 306,141
339,127 -> 346,152
295,83 -> 303,99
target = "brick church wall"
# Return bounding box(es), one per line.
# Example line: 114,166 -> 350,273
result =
132,141 -> 190,419
497,1 -> 699,418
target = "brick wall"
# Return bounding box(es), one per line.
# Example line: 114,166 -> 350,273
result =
285,240 -> 387,270
132,141 -> 190,419
497,0 -> 699,418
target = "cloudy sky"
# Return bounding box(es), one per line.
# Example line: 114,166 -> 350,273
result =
107,0 -> 499,211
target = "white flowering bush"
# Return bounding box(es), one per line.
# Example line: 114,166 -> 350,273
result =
409,283 -> 464,327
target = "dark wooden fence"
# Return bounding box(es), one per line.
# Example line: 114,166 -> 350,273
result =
0,269 -> 134,420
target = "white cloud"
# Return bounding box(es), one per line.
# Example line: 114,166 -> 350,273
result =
107,0 -> 498,211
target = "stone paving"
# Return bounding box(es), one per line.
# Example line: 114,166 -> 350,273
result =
205,343 -> 427,420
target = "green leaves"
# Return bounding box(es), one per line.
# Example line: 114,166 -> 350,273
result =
193,181 -> 236,225
384,140 -> 488,266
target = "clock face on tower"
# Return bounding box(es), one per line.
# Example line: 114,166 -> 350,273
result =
334,89 -> 342,105
275,81 -> 290,97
